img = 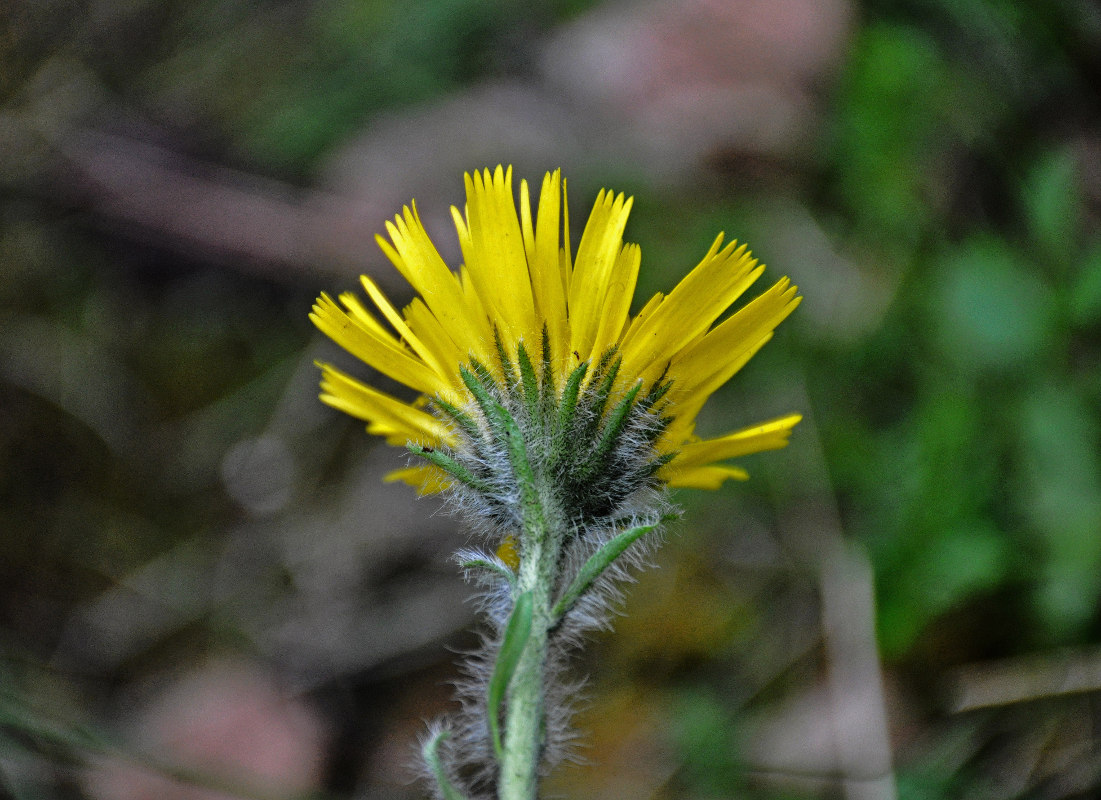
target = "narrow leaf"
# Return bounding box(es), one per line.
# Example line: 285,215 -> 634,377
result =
408,444 -> 494,494
549,359 -> 589,472
589,354 -> 622,423
488,591 -> 534,761
591,346 -> 620,383
641,374 -> 673,410
460,363 -> 512,440
556,360 -> 588,434
644,450 -> 678,478
494,328 -> 517,386
539,325 -> 555,422
430,396 -> 482,443
501,412 -> 544,536
467,359 -> 501,396
422,729 -> 469,800
459,556 -> 516,586
578,381 -> 642,482
553,524 -> 656,621
516,341 -> 540,415
539,325 -> 554,392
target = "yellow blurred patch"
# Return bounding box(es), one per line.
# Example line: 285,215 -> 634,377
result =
496,535 -> 520,570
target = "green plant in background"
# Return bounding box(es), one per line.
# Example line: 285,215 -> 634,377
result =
310,166 -> 800,798
818,2 -> 1101,660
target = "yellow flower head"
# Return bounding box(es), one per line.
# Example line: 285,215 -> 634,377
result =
311,166 -> 800,503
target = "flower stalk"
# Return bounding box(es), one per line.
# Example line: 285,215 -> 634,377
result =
498,532 -> 554,800
497,440 -> 556,800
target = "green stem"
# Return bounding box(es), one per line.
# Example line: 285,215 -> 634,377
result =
497,477 -> 563,800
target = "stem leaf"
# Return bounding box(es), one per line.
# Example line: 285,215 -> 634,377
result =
555,360 -> 588,438
430,396 -> 482,443
488,591 -> 534,761
578,380 -> 642,482
407,444 -> 494,494
552,524 -> 657,621
460,363 -> 513,443
422,729 -> 470,800
494,328 -> 517,385
516,341 -> 540,416
458,556 -> 516,587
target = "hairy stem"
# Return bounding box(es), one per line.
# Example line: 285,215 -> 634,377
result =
497,476 -> 563,800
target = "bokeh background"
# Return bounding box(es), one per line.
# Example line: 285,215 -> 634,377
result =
3,0 -> 1101,797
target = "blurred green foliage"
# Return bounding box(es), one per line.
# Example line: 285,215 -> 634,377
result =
123,0 -> 584,174
816,0 -> 1101,658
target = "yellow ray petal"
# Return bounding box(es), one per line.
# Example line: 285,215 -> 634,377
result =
376,203 -> 493,360
662,279 -> 801,440
587,242 -> 640,366
559,177 -> 573,297
672,414 -> 802,469
662,464 -> 750,489
530,171 -> 569,365
660,332 -> 775,448
385,465 -> 451,495
309,293 -> 442,398
402,298 -> 468,402
359,274 -> 453,382
318,362 -> 453,446
621,291 -> 664,347
457,264 -> 489,322
569,189 -> 633,359
458,166 -> 538,345
620,236 -> 763,385
336,291 -> 392,338
520,177 -> 536,264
